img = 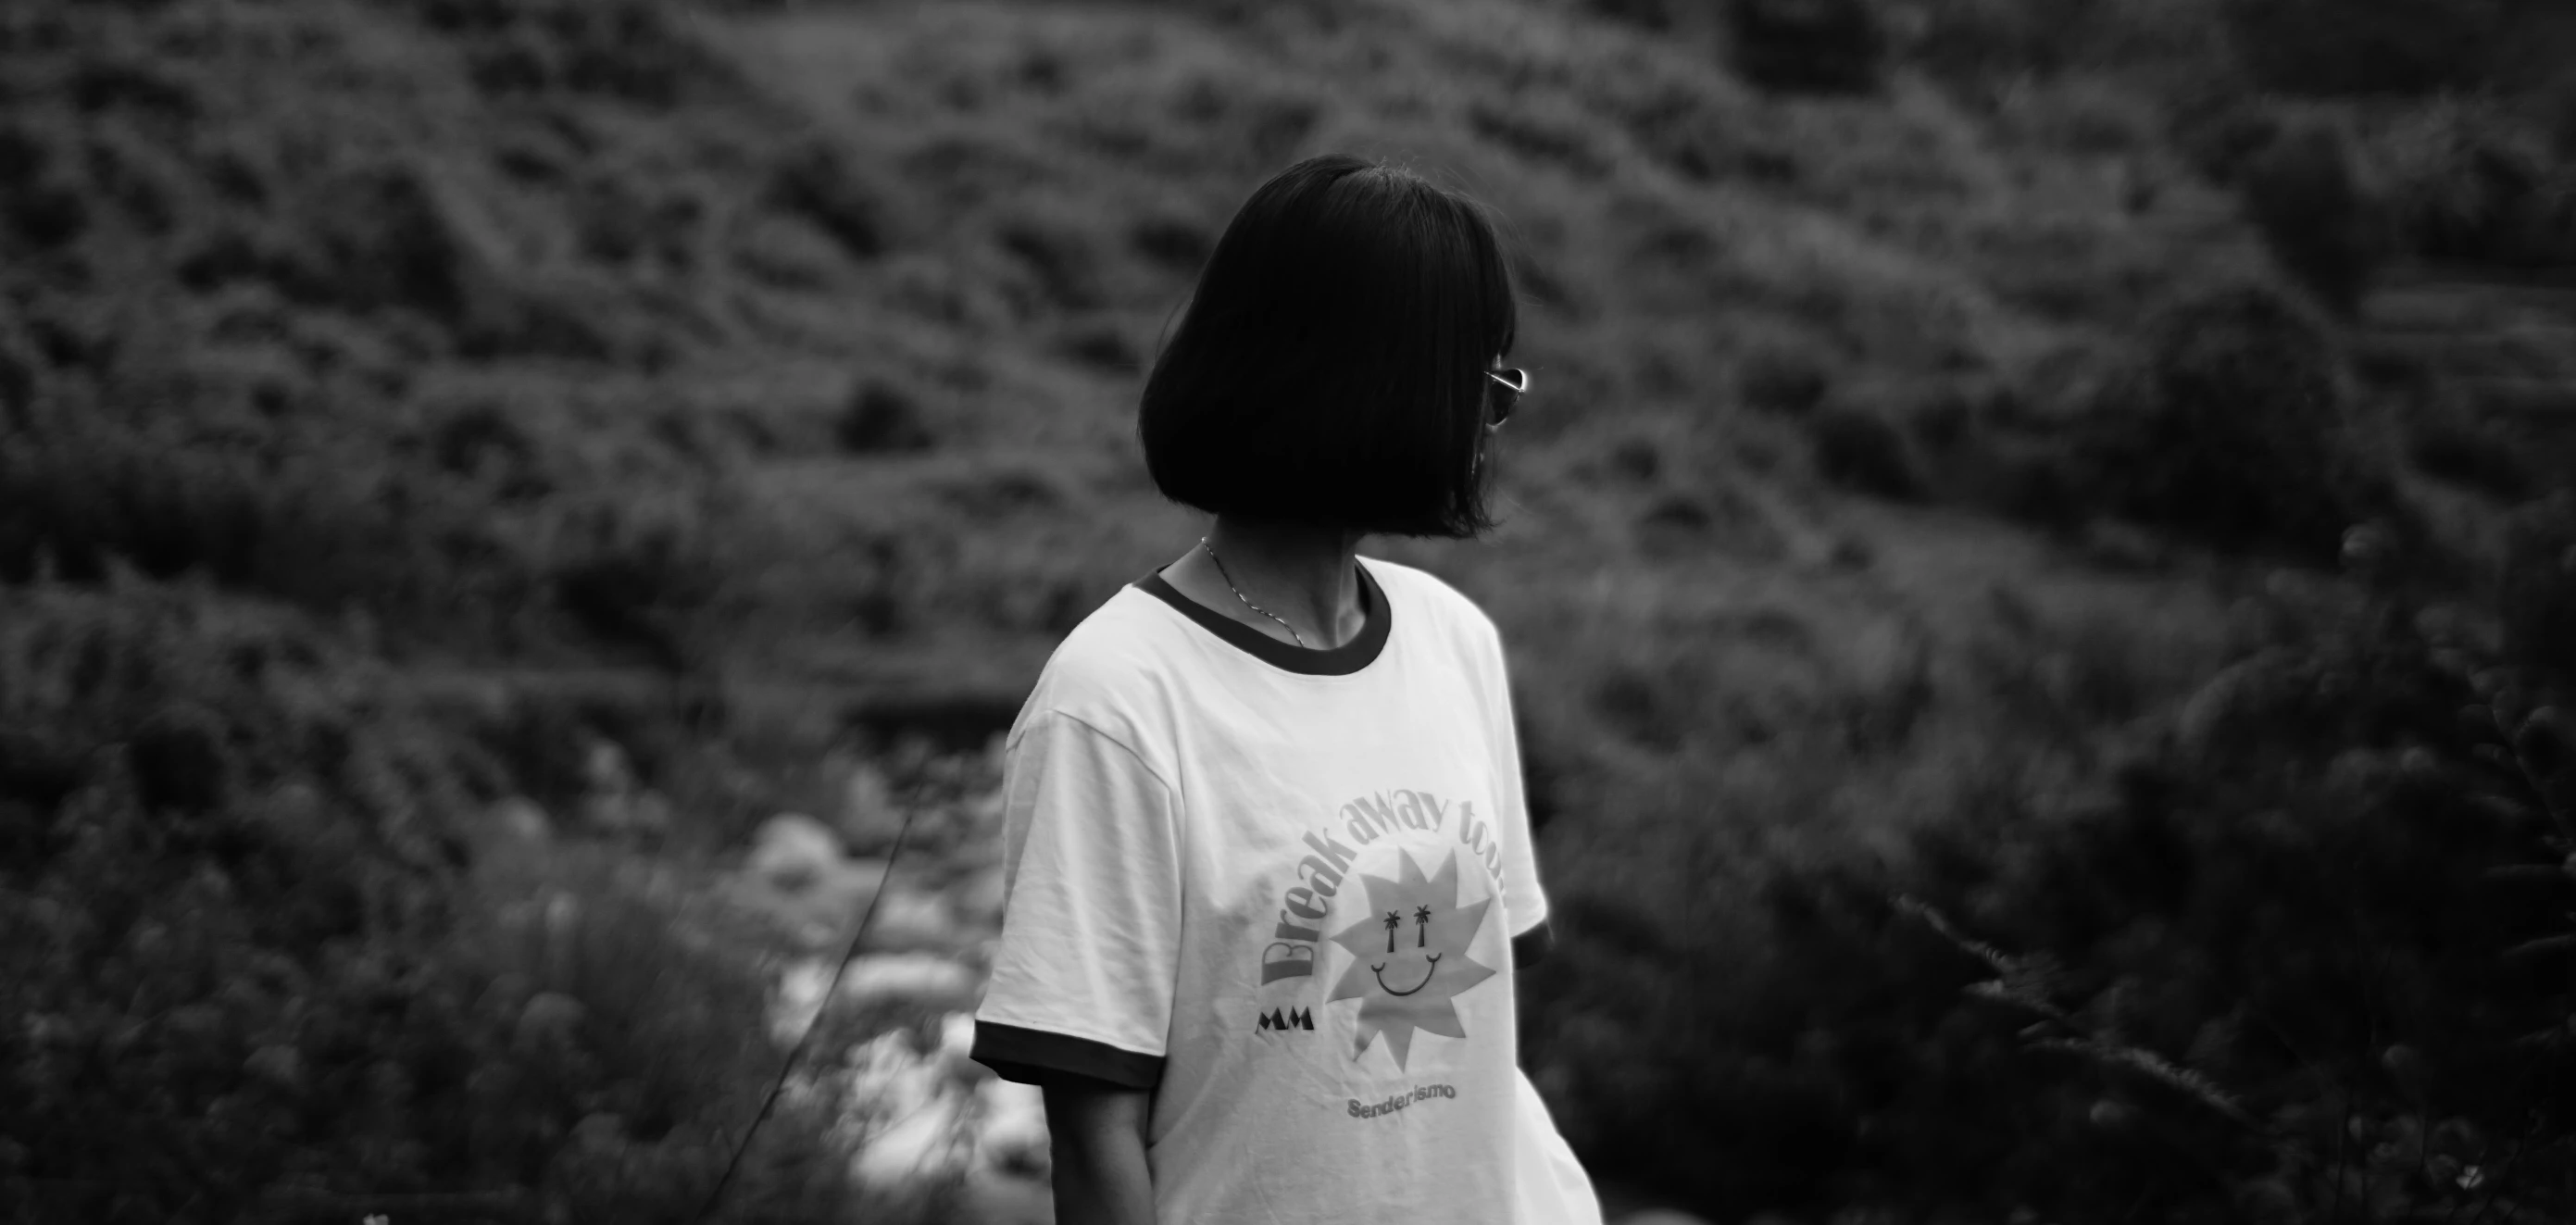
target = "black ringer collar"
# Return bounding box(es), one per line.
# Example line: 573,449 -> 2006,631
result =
1133,559 -> 1391,676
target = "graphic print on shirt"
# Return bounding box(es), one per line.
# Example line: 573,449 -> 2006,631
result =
1324,848 -> 1496,1069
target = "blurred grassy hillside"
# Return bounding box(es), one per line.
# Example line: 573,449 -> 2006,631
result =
7,0 -> 2576,1220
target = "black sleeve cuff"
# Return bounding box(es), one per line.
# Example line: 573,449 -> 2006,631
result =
970,1020 -> 1165,1090
1512,918 -> 1555,969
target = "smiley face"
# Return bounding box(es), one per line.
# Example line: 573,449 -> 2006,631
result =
1326,850 -> 1499,1069
1367,902 -> 1444,994
1371,953 -> 1442,995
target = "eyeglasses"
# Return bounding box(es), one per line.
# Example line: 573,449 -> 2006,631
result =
1486,367 -> 1530,426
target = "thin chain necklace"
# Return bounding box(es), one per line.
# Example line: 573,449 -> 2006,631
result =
1199,536 -> 1307,648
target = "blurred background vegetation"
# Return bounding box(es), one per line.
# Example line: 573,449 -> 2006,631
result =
4,0 -> 2576,1221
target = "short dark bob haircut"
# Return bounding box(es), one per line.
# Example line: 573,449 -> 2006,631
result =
1139,155 -> 1518,539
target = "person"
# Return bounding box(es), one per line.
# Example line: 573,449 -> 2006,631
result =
969,153 -> 1602,1225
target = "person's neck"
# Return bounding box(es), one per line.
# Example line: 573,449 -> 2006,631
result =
1182,516 -> 1368,649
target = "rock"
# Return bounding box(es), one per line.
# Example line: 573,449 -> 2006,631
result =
844,1029 -> 975,1188
838,953 -> 978,1009
749,813 -> 845,892
839,762 -> 907,855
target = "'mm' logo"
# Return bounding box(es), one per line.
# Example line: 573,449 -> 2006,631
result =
1257,1007 -> 1314,1031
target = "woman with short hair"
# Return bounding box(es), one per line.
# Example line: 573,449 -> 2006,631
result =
970,153 -> 1600,1225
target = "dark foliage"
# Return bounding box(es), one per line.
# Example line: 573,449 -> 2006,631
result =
2064,284 -> 2400,562
1726,0 -> 1885,94
418,0 -> 721,106
2500,493 -> 2576,686
835,379 -> 934,454
1807,407 -> 1923,501
0,585 -> 859,1224
2224,0 -> 2506,97
1738,344 -> 1831,416
2405,416 -> 2534,501
767,141 -> 886,261
1129,215 -> 1212,274
1583,0 -> 1680,32
2370,102 -> 2576,267
1531,502 -> 2576,1220
998,219 -> 1106,312
2237,123 -> 2380,314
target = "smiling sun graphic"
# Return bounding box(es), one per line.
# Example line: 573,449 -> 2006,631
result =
1325,849 -> 1497,1069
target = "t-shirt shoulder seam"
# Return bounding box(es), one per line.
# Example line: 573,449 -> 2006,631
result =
1027,706 -> 1179,798
1361,556 -> 1494,629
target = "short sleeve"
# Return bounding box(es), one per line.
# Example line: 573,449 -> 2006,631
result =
970,710 -> 1182,1090
1481,627 -> 1550,941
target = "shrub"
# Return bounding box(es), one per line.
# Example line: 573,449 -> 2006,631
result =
0,581 -> 860,1225
2068,283 -> 2398,561
2236,121 -> 2381,313
996,218 -> 1105,313
1902,0 -> 2100,83
834,379 -> 933,455
0,412 -> 444,606
421,0 -> 722,106
1807,406 -> 1923,501
1590,663 -> 1693,752
294,161 -> 482,321
2223,0 -> 2504,96
1737,344 -> 1831,416
2168,91 -> 2286,187
1129,215 -> 1211,273
1530,544 -> 2576,1222
1634,494 -> 1716,558
2498,493 -> 2576,685
1583,0 -> 1680,31
2366,98 -> 2576,265
1725,0 -> 1885,94
545,494 -> 726,671
1616,81 -> 1803,185
766,140 -> 885,262
1057,321 -> 1141,373
2404,414 -> 2533,501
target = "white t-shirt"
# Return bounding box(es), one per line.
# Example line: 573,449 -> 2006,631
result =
970,556 -> 1602,1225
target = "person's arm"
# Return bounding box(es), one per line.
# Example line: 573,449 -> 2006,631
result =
1043,1080 -> 1154,1225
